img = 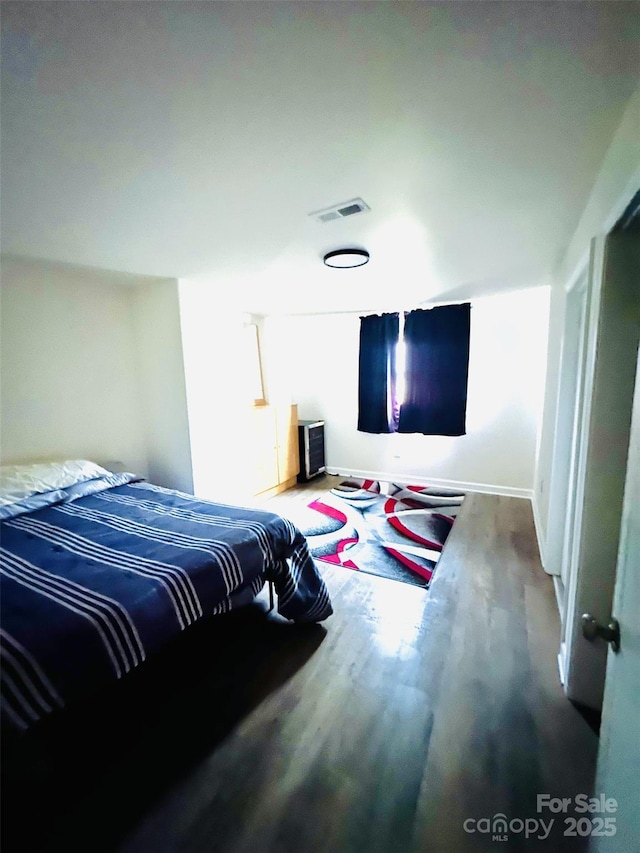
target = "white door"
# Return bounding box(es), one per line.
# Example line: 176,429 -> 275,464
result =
591,347 -> 640,852
561,230 -> 640,710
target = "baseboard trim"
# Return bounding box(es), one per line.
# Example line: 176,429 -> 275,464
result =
325,467 -> 533,500
531,492 -> 548,571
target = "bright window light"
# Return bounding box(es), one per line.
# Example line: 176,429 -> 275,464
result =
395,338 -> 407,406
395,312 -> 407,405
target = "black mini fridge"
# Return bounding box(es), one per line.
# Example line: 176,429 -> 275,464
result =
297,420 -> 325,482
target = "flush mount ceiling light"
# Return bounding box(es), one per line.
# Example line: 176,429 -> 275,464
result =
323,248 -> 370,268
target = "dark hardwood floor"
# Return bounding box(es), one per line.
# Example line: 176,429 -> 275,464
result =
2,478 -> 598,852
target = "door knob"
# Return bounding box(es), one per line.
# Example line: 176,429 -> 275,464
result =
581,614 -> 620,653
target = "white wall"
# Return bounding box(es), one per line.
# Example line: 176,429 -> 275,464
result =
0,256 -> 148,475
131,280 -> 193,492
275,286 -> 550,495
534,84 -> 640,556
178,278 -> 252,503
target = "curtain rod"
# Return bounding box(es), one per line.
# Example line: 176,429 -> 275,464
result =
282,298 -> 472,318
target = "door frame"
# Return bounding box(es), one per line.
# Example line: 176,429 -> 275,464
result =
544,266 -> 588,589
555,238 -> 605,681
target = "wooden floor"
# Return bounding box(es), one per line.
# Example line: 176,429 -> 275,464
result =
2,478 -> 598,853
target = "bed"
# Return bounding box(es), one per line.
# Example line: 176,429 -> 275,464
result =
0,460 -> 332,736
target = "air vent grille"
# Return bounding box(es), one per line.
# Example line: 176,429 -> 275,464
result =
337,203 -> 362,217
309,198 -> 370,224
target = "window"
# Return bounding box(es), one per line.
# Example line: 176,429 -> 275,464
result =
357,303 -> 471,436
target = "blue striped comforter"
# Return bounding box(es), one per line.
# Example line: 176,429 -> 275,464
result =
0,477 -> 332,733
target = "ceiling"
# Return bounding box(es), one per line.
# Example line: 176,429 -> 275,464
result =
2,1 -> 639,314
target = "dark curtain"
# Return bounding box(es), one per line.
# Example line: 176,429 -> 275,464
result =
398,303 -> 471,436
357,312 -> 400,433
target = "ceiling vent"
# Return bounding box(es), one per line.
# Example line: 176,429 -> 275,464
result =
309,198 -> 370,224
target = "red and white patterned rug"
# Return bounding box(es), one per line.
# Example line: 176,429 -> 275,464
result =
295,478 -> 464,588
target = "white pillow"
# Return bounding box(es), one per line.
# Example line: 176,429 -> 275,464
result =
0,459 -> 112,508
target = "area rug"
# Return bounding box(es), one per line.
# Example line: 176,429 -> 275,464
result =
294,478 -> 464,588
